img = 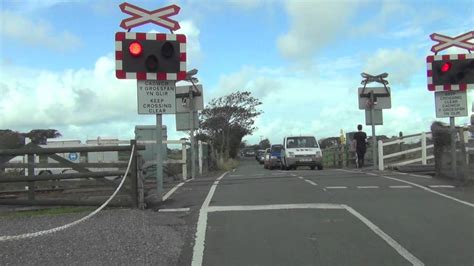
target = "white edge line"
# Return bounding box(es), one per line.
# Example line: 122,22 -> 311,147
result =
191,171 -> 228,266
342,205 -> 424,266
158,208 -> 190,212
163,181 -> 186,201
380,175 -> 473,208
338,170 -> 474,208
428,185 -> 455,188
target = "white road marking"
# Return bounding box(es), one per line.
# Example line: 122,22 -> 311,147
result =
428,185 -> 455,188
297,176 -> 304,179
408,174 -> 432,179
158,208 -> 190,212
357,186 -> 379,189
326,186 -> 347,189
207,203 -> 345,212
340,170 -> 474,208
163,179 -> 192,201
191,172 -> 228,266
205,203 -> 424,266
343,205 -> 425,266
389,185 -> 413,189
304,179 -> 318,186
290,173 -> 297,177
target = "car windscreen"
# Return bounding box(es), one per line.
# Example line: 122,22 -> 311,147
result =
286,137 -> 318,148
271,146 -> 282,152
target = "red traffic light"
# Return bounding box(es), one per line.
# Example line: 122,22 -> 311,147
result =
441,62 -> 451,73
128,41 -> 142,57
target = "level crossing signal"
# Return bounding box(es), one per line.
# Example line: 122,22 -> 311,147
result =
115,32 -> 187,80
427,54 -> 474,91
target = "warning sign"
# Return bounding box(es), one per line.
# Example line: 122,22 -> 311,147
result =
434,91 -> 468,118
137,80 -> 176,114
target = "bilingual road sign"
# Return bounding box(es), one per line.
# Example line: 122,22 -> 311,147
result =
175,85 -> 204,112
358,87 -> 391,110
434,91 -> 468,118
137,80 -> 176,114
119,2 -> 181,31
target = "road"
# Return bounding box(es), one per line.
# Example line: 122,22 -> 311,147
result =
179,158 -> 473,266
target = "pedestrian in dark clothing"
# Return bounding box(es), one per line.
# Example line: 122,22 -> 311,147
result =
353,124 -> 367,168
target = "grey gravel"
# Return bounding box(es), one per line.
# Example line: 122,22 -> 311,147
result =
0,209 -> 189,265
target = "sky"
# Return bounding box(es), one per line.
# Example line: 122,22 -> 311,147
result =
0,0 -> 473,145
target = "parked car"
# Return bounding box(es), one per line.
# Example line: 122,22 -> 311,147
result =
244,150 -> 255,157
264,144 -> 283,170
256,149 -> 265,164
281,136 -> 323,170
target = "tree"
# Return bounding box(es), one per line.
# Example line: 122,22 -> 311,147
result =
199,91 -> 262,162
259,138 -> 271,149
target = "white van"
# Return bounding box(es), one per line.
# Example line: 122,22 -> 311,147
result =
281,136 -> 323,170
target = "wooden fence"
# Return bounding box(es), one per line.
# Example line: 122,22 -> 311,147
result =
0,140 -> 145,208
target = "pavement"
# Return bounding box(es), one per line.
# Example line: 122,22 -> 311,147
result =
1,159 -> 473,265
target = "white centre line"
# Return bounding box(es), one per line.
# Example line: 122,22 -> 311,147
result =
191,172 -> 228,266
428,185 -> 455,188
389,185 -> 413,189
158,208 -> 190,212
357,186 -> 379,189
297,176 -> 304,179
304,179 -> 318,186
326,186 -> 347,189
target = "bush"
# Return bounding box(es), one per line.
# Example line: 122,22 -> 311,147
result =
217,159 -> 239,171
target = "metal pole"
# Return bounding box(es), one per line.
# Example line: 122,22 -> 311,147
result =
156,114 -> 163,200
450,117 -> 457,177
370,92 -> 377,167
189,86 -> 196,180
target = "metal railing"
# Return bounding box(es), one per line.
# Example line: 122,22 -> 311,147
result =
378,132 -> 434,170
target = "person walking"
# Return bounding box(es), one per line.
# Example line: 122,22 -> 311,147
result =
353,124 -> 367,168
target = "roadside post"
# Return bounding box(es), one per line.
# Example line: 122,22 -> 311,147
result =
358,73 -> 392,167
426,31 -> 474,178
115,2 -> 187,201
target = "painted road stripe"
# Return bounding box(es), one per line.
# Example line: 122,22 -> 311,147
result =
343,205 -> 424,266
428,185 -> 455,188
191,172 -> 228,266
304,179 -> 318,186
339,170 -> 474,208
207,203 -> 345,212
326,186 -> 347,189
205,203 -> 423,266
158,208 -> 190,212
389,185 -> 413,189
297,176 -> 304,179
163,178 -> 193,201
357,186 -> 379,189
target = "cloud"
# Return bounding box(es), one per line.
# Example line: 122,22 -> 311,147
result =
175,20 -> 202,66
212,60 -> 450,145
362,48 -> 423,87
0,10 -> 82,52
277,0 -> 360,63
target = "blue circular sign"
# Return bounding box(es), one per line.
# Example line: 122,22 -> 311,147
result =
68,152 -> 78,161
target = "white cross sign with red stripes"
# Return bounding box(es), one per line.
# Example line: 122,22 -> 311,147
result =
119,2 -> 181,31
430,31 -> 474,54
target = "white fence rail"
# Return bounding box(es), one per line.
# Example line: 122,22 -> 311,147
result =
378,132 -> 434,171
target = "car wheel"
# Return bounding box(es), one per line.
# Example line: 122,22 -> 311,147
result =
317,164 -> 323,170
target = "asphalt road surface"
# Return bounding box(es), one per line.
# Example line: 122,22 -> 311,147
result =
186,158 -> 473,266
